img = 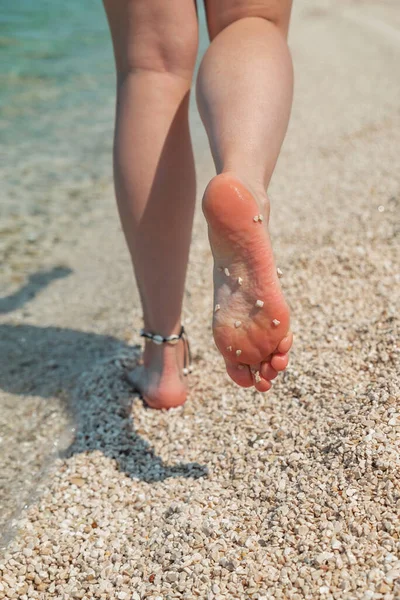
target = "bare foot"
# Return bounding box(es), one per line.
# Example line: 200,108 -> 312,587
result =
203,172 -> 293,392
126,341 -> 187,409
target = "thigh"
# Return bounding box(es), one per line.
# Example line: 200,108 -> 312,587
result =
103,0 -> 199,79
204,0 -> 292,40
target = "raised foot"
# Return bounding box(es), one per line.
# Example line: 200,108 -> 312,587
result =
126,343 -> 187,409
203,172 -> 292,391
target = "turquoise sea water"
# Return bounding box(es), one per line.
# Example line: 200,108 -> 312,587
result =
1,0 -> 119,217
1,0 -> 113,143
0,0 -> 208,217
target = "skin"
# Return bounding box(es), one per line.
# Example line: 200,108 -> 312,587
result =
103,0 -> 294,408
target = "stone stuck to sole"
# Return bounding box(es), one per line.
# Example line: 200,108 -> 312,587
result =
272,319 -> 281,326
234,320 -> 242,328
237,277 -> 243,285
226,346 -> 232,352
224,267 -> 230,277
277,267 -> 283,278
255,299 -> 264,308
214,304 -> 221,312
236,349 -> 242,357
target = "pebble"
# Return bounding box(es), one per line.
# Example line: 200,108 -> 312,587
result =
319,586 -> 330,594
298,525 -> 309,536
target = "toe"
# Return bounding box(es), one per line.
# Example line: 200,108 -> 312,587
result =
270,352 -> 289,372
260,362 -> 278,381
277,331 -> 293,354
225,359 -> 253,388
254,376 -> 272,393
250,366 -> 272,392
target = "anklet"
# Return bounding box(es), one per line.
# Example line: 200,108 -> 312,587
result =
140,325 -> 193,376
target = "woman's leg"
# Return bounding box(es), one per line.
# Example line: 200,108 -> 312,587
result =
197,1 -> 294,391
103,0 -> 198,408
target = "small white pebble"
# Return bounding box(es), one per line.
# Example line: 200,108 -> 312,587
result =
224,267 -> 230,276
214,304 -> 220,312
237,277 -> 243,285
255,299 -> 264,308
236,349 -> 242,357
254,371 -> 261,383
272,319 -> 280,326
258,214 -> 264,222
378,205 -> 385,212
277,267 -> 283,278
237,364 -> 245,370
253,215 -> 259,222
226,346 -> 232,352
319,586 -> 330,595
234,320 -> 242,328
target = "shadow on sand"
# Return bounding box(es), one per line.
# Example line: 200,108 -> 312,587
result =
0,266 -> 73,315
1,279 -> 207,483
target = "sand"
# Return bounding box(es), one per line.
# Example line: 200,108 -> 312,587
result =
0,1 -> 399,599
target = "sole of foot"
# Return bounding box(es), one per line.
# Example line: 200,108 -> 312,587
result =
203,172 -> 292,392
126,342 -> 188,410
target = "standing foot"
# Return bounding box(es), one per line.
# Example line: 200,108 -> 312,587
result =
203,172 -> 293,392
126,340 -> 188,409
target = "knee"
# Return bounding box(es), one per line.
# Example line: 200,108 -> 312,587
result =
115,20 -> 198,85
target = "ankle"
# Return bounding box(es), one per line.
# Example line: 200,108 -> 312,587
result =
140,321 -> 186,360
143,341 -> 177,367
